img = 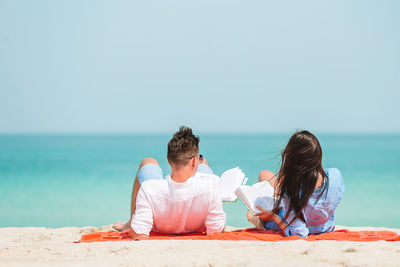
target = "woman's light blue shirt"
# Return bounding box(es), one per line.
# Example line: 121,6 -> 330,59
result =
264,168 -> 345,238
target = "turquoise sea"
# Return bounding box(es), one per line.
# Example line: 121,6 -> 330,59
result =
0,134 -> 399,228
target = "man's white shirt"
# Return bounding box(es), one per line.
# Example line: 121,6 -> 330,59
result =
131,172 -> 226,235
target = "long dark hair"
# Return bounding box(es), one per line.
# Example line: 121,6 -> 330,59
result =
273,130 -> 329,225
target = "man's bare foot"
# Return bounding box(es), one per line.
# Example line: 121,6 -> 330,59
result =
112,220 -> 131,232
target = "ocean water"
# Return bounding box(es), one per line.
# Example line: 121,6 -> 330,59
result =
0,134 -> 399,228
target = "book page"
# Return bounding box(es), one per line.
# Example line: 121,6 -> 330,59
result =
218,167 -> 246,202
235,181 -> 275,214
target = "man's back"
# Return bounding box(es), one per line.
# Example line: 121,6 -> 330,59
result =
113,126 -> 226,237
131,172 -> 226,235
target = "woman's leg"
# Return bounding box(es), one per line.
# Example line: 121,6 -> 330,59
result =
247,170 -> 279,229
258,170 -> 278,191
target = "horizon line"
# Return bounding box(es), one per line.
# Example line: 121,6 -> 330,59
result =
0,131 -> 399,136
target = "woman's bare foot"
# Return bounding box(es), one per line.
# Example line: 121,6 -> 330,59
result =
112,220 -> 131,232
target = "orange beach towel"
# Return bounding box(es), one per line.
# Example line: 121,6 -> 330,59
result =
79,228 -> 400,243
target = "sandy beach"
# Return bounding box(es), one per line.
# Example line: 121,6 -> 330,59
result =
0,225 -> 399,266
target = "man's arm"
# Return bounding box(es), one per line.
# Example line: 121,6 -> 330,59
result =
130,185 -> 154,238
129,228 -> 150,240
205,182 -> 226,235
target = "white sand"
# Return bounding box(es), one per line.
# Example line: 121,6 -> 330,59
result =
1,225 -> 400,266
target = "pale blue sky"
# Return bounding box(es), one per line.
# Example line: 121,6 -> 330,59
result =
0,0 -> 399,134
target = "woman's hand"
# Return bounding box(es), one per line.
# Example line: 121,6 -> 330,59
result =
256,206 -> 276,221
256,205 -> 288,233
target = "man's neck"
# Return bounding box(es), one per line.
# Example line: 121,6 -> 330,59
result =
170,168 -> 194,183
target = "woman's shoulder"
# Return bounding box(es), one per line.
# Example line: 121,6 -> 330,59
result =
324,167 -> 345,196
324,168 -> 343,184
325,168 -> 342,178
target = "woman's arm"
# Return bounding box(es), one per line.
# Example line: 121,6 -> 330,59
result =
256,205 -> 288,233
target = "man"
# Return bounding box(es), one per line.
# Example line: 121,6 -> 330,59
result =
113,126 -> 226,239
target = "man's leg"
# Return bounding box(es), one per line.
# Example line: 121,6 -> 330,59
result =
113,158 -> 161,231
197,156 -> 215,174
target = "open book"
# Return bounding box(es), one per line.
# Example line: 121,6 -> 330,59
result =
234,181 -> 275,215
218,167 -> 248,202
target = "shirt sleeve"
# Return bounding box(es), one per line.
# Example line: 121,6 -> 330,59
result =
130,186 -> 154,236
205,182 -> 226,235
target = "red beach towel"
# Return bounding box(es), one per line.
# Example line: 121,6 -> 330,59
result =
79,228 -> 400,243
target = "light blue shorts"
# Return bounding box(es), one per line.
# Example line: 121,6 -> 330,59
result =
137,163 -> 214,184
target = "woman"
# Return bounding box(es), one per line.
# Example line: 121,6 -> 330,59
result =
247,130 -> 344,237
